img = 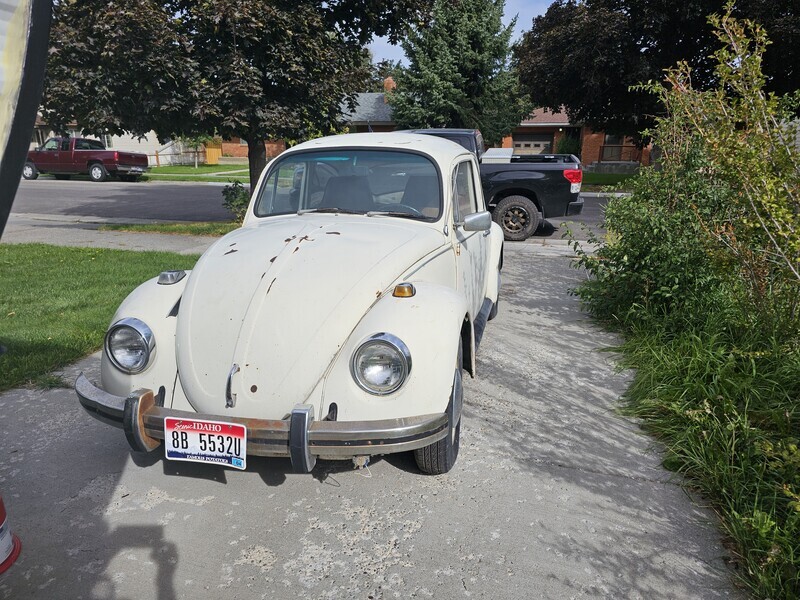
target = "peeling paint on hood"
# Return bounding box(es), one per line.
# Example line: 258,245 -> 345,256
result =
175,215 -> 444,418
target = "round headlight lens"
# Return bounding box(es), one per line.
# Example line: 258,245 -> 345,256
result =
105,318 -> 155,374
352,334 -> 411,395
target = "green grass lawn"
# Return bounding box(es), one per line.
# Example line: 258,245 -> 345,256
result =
100,222 -> 239,236
149,165 -> 248,175
0,244 -> 198,391
582,172 -> 636,186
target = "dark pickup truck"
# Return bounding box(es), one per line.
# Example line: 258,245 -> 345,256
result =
408,129 -> 583,240
23,137 -> 149,182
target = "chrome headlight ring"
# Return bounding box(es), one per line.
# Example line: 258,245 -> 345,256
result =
351,333 -> 412,396
104,317 -> 155,374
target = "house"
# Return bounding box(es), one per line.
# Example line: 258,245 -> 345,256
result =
500,108 -> 652,171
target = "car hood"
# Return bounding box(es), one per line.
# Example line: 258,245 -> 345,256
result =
175,215 -> 444,418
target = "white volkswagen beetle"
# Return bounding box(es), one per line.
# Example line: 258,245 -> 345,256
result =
76,133 -> 503,475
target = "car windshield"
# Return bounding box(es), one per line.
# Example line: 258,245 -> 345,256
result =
254,149 -> 441,220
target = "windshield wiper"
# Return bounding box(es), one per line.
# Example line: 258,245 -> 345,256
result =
298,207 -> 361,215
365,211 -> 425,220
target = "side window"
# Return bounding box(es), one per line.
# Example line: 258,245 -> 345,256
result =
43,139 -> 59,151
61,139 -> 70,151
451,161 -> 477,222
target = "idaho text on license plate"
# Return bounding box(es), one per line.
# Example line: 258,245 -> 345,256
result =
164,417 -> 247,470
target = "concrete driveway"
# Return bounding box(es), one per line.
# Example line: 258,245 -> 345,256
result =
0,237 -> 742,599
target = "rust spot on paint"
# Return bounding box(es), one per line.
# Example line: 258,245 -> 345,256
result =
376,290 -> 381,298
293,247 -> 299,254
284,236 -> 296,243
269,256 -> 277,263
266,278 -> 277,294
230,242 -> 237,246
224,249 -> 238,255
250,385 -> 258,393
326,231 -> 341,235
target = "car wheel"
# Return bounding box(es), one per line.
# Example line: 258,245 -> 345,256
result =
88,163 -> 108,182
414,342 -> 462,474
493,195 -> 541,241
22,162 -> 38,180
53,174 -> 72,181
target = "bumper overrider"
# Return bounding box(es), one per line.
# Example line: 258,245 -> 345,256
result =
75,373 -> 448,473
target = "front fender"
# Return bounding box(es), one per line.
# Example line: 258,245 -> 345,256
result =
100,273 -> 190,400
320,282 -> 468,422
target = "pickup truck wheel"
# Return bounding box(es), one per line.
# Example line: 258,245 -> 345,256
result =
493,195 -> 540,241
22,162 -> 38,180
88,163 -> 108,182
414,342 -> 462,474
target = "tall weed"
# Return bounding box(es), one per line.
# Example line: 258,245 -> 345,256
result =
572,6 -> 800,598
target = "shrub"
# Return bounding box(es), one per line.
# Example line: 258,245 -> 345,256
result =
572,6 -> 800,597
222,180 -> 250,223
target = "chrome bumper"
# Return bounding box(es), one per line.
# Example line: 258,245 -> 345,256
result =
75,373 -> 448,473
116,165 -> 149,174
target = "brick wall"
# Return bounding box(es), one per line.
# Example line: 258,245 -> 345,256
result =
580,130 -> 605,164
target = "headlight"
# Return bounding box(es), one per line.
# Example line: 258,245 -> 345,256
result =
105,318 -> 155,374
351,333 -> 411,395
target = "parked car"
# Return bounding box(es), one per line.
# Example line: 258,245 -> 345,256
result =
23,137 -> 149,182
407,129 -> 584,241
75,132 -> 504,475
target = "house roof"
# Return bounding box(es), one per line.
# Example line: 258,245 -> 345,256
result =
520,108 -> 574,127
342,93 -> 394,125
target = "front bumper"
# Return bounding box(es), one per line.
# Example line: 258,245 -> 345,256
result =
75,373 -> 448,473
566,195 -> 584,216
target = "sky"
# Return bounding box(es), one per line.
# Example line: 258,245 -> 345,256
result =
367,0 -> 553,64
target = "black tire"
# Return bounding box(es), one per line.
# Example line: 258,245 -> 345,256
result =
88,163 -> 108,182
22,162 -> 38,180
488,298 -> 499,321
53,174 -> 72,181
493,195 -> 541,241
414,342 -> 463,474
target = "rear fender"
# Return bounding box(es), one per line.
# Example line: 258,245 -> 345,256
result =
320,282 -> 468,422
485,222 -> 504,303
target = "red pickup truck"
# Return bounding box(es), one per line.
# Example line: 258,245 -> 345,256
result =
23,137 -> 149,182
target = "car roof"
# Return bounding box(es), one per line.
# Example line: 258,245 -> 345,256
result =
288,132 -> 473,165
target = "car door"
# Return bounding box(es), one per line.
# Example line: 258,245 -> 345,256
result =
451,158 -> 489,318
35,138 -> 60,172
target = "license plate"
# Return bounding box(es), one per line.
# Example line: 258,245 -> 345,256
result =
164,417 -> 247,470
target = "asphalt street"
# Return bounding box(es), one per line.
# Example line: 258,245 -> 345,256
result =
13,179 -> 235,222
0,208 -> 743,599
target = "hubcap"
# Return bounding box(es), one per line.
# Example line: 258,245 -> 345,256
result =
91,166 -> 101,179
502,206 -> 529,233
23,165 -> 32,177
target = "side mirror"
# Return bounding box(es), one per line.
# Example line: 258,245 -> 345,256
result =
462,211 -> 492,232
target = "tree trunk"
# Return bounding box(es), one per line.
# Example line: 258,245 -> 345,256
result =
246,136 -> 267,193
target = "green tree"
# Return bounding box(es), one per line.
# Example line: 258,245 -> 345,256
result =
389,0 -> 531,145
42,0 -> 431,190
515,0 -> 800,138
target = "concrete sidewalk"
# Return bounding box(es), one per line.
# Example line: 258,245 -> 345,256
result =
1,211 -> 597,257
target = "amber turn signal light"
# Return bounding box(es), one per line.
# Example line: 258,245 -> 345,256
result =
392,283 -> 416,298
